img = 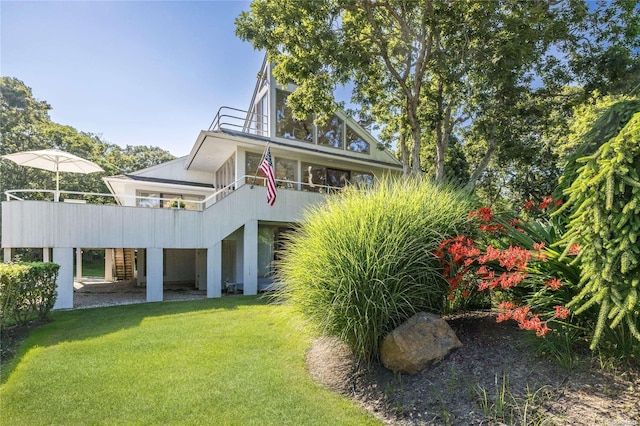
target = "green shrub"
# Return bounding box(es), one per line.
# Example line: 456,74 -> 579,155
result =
0,262 -> 59,329
273,177 -> 476,364
557,111 -> 640,349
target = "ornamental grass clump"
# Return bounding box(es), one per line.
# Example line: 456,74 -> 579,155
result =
273,177 -> 475,364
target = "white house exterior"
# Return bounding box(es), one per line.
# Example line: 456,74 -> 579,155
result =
2,57 -> 402,309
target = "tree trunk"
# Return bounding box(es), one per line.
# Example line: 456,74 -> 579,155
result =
465,137 -> 497,191
407,99 -> 423,177
435,140 -> 446,182
400,132 -> 410,178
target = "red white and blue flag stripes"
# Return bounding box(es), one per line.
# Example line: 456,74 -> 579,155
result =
260,146 -> 277,206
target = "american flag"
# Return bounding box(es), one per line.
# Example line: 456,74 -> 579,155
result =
260,146 -> 277,206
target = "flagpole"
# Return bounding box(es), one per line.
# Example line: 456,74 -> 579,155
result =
250,143 -> 270,189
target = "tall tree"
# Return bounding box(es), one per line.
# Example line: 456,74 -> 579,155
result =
236,0 -> 570,184
565,0 -> 640,96
0,77 -> 175,202
0,77 -> 53,199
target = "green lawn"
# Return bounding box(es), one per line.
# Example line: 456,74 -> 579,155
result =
0,297 -> 379,425
78,258 -> 105,278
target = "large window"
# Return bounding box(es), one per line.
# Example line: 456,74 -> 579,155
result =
302,163 -> 327,193
346,126 -> 370,154
275,157 -> 296,188
258,225 -> 278,278
351,172 -> 374,188
137,191 -> 204,210
245,152 -> 267,186
274,90 -> 372,156
251,94 -> 268,136
301,164 -> 353,192
326,168 -> 350,189
275,89 -> 313,142
317,115 -> 344,149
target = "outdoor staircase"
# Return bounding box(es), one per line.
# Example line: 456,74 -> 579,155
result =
114,248 -> 135,281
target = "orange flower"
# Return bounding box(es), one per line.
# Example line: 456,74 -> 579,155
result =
498,301 -> 514,310
539,196 -> 553,209
545,278 -> 562,291
554,306 -> 570,320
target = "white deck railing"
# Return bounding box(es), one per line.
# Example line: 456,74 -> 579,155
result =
208,106 -> 269,136
4,175 -> 343,211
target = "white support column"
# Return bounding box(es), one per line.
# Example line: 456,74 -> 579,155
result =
146,248 -> 163,302
75,248 -> 82,282
104,249 -> 114,281
3,248 -> 12,262
53,248 -> 74,309
207,243 -> 222,298
195,249 -> 206,291
235,149 -> 245,184
43,248 -> 51,263
243,220 -> 258,295
137,248 -> 146,285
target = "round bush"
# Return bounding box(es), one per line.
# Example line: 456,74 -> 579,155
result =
274,177 -> 476,363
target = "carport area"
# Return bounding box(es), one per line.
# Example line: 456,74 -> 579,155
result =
73,277 -> 207,309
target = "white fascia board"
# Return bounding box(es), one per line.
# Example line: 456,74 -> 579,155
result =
185,131 -> 210,170
104,176 -> 215,195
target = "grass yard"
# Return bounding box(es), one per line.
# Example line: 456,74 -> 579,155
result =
0,297 -> 379,426
78,257 -> 105,278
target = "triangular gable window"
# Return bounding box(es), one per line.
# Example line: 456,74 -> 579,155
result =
270,87 -> 371,156
346,126 -> 370,154
317,116 -> 344,149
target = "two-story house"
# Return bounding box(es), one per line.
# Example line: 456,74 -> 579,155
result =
2,57 -> 402,309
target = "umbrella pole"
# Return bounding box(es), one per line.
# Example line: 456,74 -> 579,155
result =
55,169 -> 60,202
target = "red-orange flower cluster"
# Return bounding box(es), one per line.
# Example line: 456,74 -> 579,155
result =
545,278 -> 562,291
437,203 -> 571,338
569,243 -> 581,255
468,207 -> 504,234
555,305 -> 570,320
523,196 -> 563,212
496,303 -> 552,336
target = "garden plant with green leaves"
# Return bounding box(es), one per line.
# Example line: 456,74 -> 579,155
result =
273,177 -> 476,364
557,110 -> 640,349
438,98 -> 640,360
0,262 -> 59,329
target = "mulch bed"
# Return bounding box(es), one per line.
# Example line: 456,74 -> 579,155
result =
307,312 -> 640,425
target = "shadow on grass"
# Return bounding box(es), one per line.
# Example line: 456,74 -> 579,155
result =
1,295 -> 273,384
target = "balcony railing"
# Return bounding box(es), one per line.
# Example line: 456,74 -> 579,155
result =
4,175 -> 344,211
208,106 -> 269,137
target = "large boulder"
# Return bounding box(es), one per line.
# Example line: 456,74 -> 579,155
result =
380,312 -> 462,374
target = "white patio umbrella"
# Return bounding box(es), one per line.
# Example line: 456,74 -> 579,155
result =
1,149 -> 104,202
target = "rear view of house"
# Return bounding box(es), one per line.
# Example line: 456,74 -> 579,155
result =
2,56 -> 402,309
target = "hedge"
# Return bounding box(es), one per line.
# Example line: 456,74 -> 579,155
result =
0,262 -> 59,329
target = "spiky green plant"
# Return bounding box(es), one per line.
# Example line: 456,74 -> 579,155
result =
557,111 -> 640,349
273,177 -> 476,364
555,97 -> 640,197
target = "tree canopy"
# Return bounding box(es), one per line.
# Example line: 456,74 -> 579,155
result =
0,77 -> 175,203
236,0 -> 639,199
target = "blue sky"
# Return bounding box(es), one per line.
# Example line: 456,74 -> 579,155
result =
1,1 -> 264,157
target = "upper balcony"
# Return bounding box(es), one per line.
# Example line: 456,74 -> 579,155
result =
1,177 -> 330,250
3,174 -> 343,211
